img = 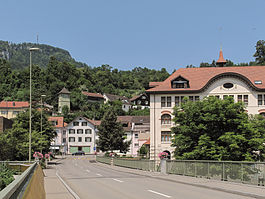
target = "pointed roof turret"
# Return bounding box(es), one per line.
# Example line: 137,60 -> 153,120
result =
216,49 -> 227,67
58,87 -> 71,94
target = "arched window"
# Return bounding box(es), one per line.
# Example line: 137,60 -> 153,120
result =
161,114 -> 171,125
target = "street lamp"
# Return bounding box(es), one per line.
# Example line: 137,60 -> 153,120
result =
40,94 -> 46,153
40,94 -> 46,133
29,47 -> 40,162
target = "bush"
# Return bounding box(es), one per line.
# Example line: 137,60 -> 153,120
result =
0,163 -> 15,191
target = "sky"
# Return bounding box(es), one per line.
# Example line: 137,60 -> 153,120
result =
1,0 -> 265,72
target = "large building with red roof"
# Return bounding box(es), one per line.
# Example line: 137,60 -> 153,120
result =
0,101 -> 29,119
146,51 -> 265,161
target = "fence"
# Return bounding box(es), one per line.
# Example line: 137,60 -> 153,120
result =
96,156 -> 156,171
166,160 -> 265,186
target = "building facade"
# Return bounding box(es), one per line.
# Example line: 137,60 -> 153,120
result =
0,101 -> 29,119
66,117 -> 100,154
146,65 -> 265,161
117,116 -> 150,156
58,88 -> 71,113
48,117 -> 68,154
130,93 -> 150,109
103,93 -> 132,112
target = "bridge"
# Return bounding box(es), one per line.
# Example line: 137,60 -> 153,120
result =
1,157 -> 265,199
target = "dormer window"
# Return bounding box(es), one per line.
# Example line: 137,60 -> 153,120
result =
171,76 -> 190,89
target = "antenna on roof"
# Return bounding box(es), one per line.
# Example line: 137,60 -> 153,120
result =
37,34 -> 39,44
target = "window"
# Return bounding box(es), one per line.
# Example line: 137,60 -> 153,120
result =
167,97 -> 171,107
189,96 -> 194,101
195,96 -> 200,101
243,95 -> 248,105
78,137 -> 82,142
135,134 -> 138,138
77,129 -> 83,134
69,137 -> 75,142
134,143 -> 139,147
1,111 -> 8,114
63,138 -> 66,143
237,95 -> 242,102
223,95 -> 228,99
223,83 -> 234,89
255,80 -> 262,85
82,122 -> 87,126
175,96 -> 180,106
63,130 -> 66,135
85,129 -> 92,134
13,111 -> 20,115
73,122 -> 79,126
161,97 -> 166,107
161,114 -> 171,125
69,129 -> 75,134
85,137 -> 92,142
258,94 -> 263,105
171,76 -> 189,88
161,131 -> 171,143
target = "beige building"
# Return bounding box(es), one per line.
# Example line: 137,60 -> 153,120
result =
146,54 -> 265,161
0,101 -> 29,119
58,88 -> 71,113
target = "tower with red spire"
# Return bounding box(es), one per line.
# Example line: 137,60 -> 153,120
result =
216,49 -> 227,67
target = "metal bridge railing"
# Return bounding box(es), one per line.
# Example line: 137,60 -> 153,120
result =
96,156 -> 156,171
166,160 -> 265,186
96,156 -> 112,165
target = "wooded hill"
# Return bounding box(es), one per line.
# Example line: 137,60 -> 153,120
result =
0,40 -> 86,69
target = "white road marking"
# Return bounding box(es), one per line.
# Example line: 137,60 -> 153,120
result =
148,190 -> 171,198
96,173 -> 102,176
112,178 -> 123,183
86,170 -> 90,173
56,171 -> 81,199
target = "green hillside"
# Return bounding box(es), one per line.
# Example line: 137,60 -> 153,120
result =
0,40 -> 86,69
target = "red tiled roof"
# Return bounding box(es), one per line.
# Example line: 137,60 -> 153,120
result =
146,66 -> 265,93
0,101 -> 29,108
82,92 -> 104,99
130,95 -> 141,102
149,82 -> 162,88
144,138 -> 150,145
88,119 -> 101,126
48,117 -> 65,128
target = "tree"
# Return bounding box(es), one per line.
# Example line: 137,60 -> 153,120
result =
171,97 -> 265,161
0,110 -> 56,161
97,108 -> 131,153
254,40 -> 265,65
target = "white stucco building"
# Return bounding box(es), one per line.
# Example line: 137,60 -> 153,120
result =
146,52 -> 265,161
66,117 -> 101,154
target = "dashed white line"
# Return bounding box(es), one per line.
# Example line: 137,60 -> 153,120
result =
148,190 -> 171,198
96,173 -> 102,176
112,178 -> 123,183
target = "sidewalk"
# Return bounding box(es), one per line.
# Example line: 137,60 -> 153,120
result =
44,157 -> 74,199
98,163 -> 265,199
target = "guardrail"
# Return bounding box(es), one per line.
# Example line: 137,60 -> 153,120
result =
96,156 -> 112,165
96,156 -> 156,171
0,162 -> 37,199
166,160 -> 265,186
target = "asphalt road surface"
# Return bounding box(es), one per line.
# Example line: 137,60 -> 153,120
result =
55,156 -> 254,199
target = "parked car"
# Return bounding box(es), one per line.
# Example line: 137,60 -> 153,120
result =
72,151 -> 85,156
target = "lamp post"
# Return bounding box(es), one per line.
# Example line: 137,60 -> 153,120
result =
29,47 -> 40,162
40,94 -> 46,154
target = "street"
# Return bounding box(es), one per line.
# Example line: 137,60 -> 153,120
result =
54,156 -> 254,199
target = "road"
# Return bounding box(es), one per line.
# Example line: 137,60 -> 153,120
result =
55,156 -> 254,199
